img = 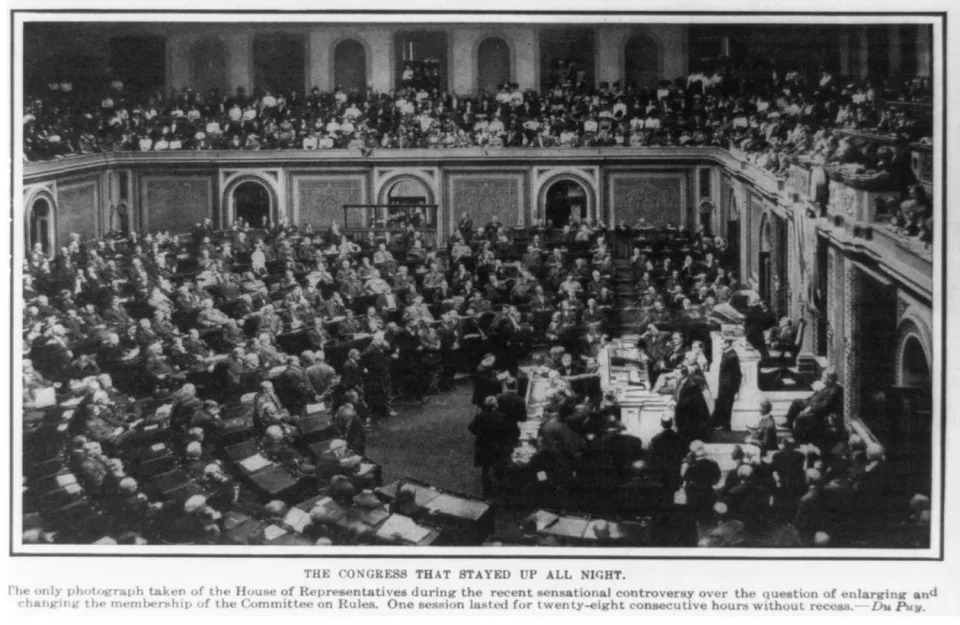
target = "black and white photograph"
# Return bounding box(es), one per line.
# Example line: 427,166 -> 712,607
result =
8,4 -> 945,560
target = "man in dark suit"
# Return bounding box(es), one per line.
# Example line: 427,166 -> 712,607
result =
457,212 -> 474,242
744,298 -> 776,359
472,353 -> 502,408
468,396 -> 519,498
711,337 -> 742,432
495,377 -> 527,424
785,369 -> 842,442
649,416 -> 686,494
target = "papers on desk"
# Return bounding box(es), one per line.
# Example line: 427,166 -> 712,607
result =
309,497 -> 346,522
423,493 -> 489,521
223,510 -> 251,531
541,515 -> 590,539
376,514 -> 431,544
60,396 -> 83,409
526,510 -> 559,532
284,507 -> 312,534
356,462 -> 378,478
305,402 -> 326,415
238,454 -> 272,474
263,524 -> 287,541
55,473 -> 78,488
358,507 -> 390,527
240,392 -> 257,404
155,404 -> 173,419
584,519 -> 628,541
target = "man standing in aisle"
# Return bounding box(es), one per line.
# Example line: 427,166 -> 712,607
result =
711,337 -> 742,433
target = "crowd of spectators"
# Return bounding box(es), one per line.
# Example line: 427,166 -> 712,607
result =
24,58 -> 932,173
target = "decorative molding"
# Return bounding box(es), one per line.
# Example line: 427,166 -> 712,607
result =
292,175 -> 366,227
894,318 -> 932,386
373,167 -> 440,205
842,261 -> 858,419
219,169 -> 283,226
142,176 -> 214,233
608,173 -> 686,228
531,166 -> 601,223
447,173 -> 525,230
57,179 -> 100,245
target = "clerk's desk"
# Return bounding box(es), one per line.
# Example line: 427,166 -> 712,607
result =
598,338 -> 673,446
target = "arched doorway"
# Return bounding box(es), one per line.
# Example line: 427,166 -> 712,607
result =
900,335 -> 931,388
232,180 -> 273,228
545,179 -> 588,227
477,37 -> 510,94
334,39 -> 367,95
190,37 -> 228,96
624,33 -> 660,90
725,190 -> 741,272
385,178 -> 430,205
759,216 -> 772,302
28,197 -> 53,255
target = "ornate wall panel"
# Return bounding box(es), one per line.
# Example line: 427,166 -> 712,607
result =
608,173 -> 686,227
293,175 -> 366,228
57,179 -> 99,245
447,173 -> 525,230
826,247 -> 846,383
140,176 -> 214,232
748,194 -> 765,281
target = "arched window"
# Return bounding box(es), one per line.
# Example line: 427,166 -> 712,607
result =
28,198 -> 53,255
334,39 -> 367,95
900,335 -> 931,387
477,37 -> 510,94
539,27 -> 595,91
189,37 -> 229,95
110,36 -> 166,93
253,33 -> 306,96
624,34 -> 660,90
395,31 -> 448,92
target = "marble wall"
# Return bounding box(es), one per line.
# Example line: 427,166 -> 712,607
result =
292,175 -> 366,228
139,175 -> 214,232
608,172 -> 687,227
447,173 -> 526,230
57,178 -> 100,246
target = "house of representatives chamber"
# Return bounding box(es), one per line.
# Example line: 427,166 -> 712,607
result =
19,19 -> 936,549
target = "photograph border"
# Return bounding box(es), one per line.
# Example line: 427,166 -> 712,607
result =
8,7 -> 947,561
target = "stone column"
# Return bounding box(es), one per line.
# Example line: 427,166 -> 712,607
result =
450,28 -> 476,95
307,31 -> 333,92
660,25 -> 688,81
842,261 -> 860,420
166,32 -> 195,93
839,29 -> 851,76
224,32 -> 252,94
916,24 -> 932,77
888,25 -> 902,77
596,25 -> 625,86
365,28 -> 394,93
857,27 -> 869,80
513,28 -> 538,91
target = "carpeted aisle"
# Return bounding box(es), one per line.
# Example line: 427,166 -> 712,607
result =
364,383 -> 483,498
